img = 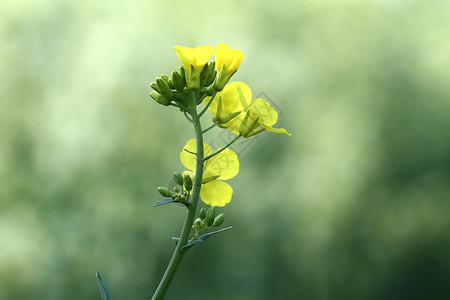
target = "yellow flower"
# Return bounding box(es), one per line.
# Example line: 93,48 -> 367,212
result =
207,82 -> 291,137
213,43 -> 244,91
174,45 -> 215,90
180,139 -> 239,207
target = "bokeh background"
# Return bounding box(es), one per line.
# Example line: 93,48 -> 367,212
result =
1,0 -> 449,299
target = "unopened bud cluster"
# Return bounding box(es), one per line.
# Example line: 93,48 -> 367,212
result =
192,206 -> 225,237
156,172 -> 193,203
149,61 -> 219,110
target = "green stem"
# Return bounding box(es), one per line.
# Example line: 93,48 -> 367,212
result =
151,91 -> 205,300
202,120 -> 220,134
203,133 -> 242,161
198,91 -> 217,118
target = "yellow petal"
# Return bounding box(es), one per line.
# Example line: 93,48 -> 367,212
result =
263,125 -> 291,136
180,139 -> 213,171
200,180 -> 233,207
193,45 -> 215,68
249,98 -> 278,127
222,82 -> 252,113
173,46 -> 194,68
205,82 -> 251,121
215,43 -> 233,72
215,43 -> 244,74
206,148 -> 239,180
228,49 -> 244,72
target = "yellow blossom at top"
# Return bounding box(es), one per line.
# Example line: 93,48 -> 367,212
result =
173,45 -> 215,89
213,43 -> 244,91
207,82 -> 291,137
215,43 -> 244,75
180,139 -> 239,207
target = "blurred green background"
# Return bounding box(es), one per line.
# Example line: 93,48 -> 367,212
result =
1,0 -> 449,299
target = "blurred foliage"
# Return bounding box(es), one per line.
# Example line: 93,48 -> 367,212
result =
1,0 -> 449,299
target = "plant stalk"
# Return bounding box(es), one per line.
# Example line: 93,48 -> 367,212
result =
151,91 -> 205,300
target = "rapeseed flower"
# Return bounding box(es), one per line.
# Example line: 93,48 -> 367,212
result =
174,45 -> 215,90
180,139 -> 239,207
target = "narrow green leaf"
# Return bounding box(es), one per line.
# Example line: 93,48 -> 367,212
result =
96,272 -> 112,300
154,198 -> 190,208
172,226 -> 232,252
153,198 -> 177,207
182,226 -> 232,251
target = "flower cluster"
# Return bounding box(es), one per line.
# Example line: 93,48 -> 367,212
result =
150,43 -> 290,209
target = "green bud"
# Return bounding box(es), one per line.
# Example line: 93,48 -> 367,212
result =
156,78 -> 173,99
199,207 -> 207,219
150,91 -> 171,106
173,172 -> 184,186
205,206 -> 216,227
161,74 -> 171,84
212,213 -> 225,227
200,61 -> 215,87
150,82 -> 160,93
194,218 -> 202,228
206,61 -> 216,86
157,187 -> 172,198
183,174 -> 193,191
173,187 -> 180,193
167,78 -> 174,89
171,70 -> 185,92
179,66 -> 185,81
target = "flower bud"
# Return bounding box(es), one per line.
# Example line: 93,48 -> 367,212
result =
171,70 -> 185,92
193,218 -> 202,228
205,206 -> 216,227
183,174 -> 193,191
160,74 -> 171,84
150,91 -> 171,106
200,61 -> 216,87
212,213 -> 225,227
157,187 -> 172,198
179,66 -> 185,81
199,207 -> 207,220
173,172 -> 184,186
206,62 -> 217,87
156,78 -> 173,99
150,82 -> 160,93
173,187 -> 180,193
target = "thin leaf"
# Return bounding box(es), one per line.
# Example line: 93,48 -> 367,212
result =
96,272 -> 112,300
153,198 -> 190,208
183,226 -> 232,251
171,227 -> 232,252
153,198 -> 177,207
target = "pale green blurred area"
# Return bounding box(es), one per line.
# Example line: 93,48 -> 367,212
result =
1,0 -> 450,299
